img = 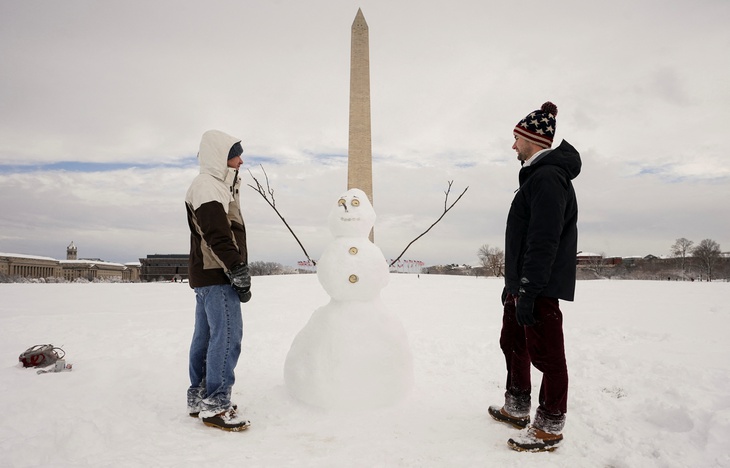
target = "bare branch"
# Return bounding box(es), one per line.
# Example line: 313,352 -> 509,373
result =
247,165 -> 316,266
443,180 -> 453,212
390,181 -> 469,267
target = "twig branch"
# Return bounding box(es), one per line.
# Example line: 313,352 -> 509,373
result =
247,165 -> 316,266
389,181 -> 468,267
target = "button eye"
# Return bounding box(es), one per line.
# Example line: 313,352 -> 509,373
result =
351,199 -> 360,207
338,198 -> 346,207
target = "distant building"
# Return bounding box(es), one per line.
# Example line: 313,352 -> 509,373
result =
67,241 -> 78,260
59,259 -> 135,282
576,252 -> 602,266
0,253 -> 63,279
0,242 -> 140,282
139,254 -> 189,282
576,252 -> 622,267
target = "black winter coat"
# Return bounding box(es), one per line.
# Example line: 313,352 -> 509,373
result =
504,139 -> 581,302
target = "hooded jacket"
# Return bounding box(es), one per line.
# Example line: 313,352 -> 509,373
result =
185,130 -> 247,288
504,139 -> 581,302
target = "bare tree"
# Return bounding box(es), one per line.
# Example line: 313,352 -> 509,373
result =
249,261 -> 285,276
247,165 -> 317,266
389,181 -> 468,267
477,244 -> 504,277
671,237 -> 694,280
692,239 -> 721,281
585,252 -> 608,277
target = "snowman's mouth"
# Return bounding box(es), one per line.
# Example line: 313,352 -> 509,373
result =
339,216 -> 361,222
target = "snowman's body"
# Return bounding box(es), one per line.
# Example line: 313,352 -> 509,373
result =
284,189 -> 414,409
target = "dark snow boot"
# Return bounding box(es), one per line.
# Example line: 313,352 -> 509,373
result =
201,407 -> 250,432
507,426 -> 563,452
488,405 -> 530,429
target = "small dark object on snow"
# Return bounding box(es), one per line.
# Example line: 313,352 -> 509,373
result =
19,344 -> 65,368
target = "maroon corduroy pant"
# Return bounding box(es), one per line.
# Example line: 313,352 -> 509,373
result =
500,293 -> 568,417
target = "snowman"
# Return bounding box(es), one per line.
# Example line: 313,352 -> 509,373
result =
284,188 -> 414,410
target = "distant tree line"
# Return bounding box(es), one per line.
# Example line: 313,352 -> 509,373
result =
422,263 -> 475,275
3,237 -> 725,283
424,239 -> 729,282
578,238 -> 727,281
477,244 -> 504,277
572,238 -> 727,281
670,238 -> 724,281
248,261 -> 290,276
0,274 -> 122,284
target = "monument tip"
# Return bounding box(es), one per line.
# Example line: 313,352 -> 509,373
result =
353,8 -> 367,27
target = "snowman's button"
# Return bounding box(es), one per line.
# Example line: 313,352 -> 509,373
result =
348,274 -> 359,283
349,247 -> 358,255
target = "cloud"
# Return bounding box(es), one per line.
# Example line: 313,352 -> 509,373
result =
1,0 -> 729,264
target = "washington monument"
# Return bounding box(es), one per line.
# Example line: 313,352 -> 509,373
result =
348,9 -> 373,237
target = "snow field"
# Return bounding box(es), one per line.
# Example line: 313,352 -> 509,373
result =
0,275 -> 728,467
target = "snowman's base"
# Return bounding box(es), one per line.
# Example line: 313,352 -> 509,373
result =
284,298 -> 414,410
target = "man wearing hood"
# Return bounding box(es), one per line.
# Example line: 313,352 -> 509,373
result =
488,102 -> 581,452
185,129 -> 251,432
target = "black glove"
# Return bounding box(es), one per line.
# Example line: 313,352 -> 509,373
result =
238,290 -> 252,303
515,295 -> 536,327
228,263 -> 251,303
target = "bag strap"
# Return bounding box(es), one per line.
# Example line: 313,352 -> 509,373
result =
19,344 -> 65,368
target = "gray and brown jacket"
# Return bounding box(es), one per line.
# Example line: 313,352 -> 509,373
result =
185,130 -> 247,288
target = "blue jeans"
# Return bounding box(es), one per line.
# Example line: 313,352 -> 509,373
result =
187,284 -> 243,415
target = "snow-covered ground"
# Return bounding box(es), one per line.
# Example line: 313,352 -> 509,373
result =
1,275 -> 728,467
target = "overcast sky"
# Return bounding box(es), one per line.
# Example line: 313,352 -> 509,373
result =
1,0 -> 729,267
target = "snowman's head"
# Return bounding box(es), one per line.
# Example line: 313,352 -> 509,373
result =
328,188 -> 376,238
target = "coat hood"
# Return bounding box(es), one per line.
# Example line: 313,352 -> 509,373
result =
527,139 -> 581,180
197,130 -> 241,180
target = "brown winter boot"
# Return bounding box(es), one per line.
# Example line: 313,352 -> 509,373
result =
488,405 -> 530,429
507,425 -> 563,452
201,407 -> 250,432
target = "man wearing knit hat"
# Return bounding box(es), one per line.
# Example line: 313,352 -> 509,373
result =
488,102 -> 582,452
